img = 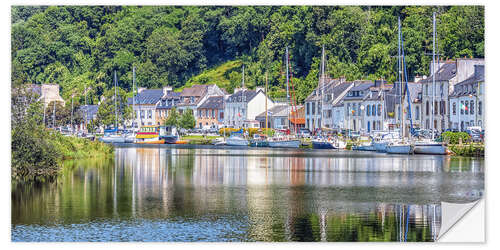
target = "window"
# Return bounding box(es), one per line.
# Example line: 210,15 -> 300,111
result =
148,110 -> 152,119
434,101 -> 438,115
440,83 -> 444,96
377,104 -> 382,116
460,101 -> 464,115
347,103 -> 351,115
416,106 -> 420,120
140,110 -> 145,118
366,105 -> 370,116
453,102 -> 457,115
470,101 -> 475,115
425,85 -> 428,96
312,102 -> 316,115
465,101 -> 469,115
426,101 -> 430,116
479,101 -> 482,115
306,103 -> 310,115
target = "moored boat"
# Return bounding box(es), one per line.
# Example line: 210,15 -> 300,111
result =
135,126 -> 164,144
414,141 -> 447,155
250,134 -> 269,147
311,137 -> 337,149
386,142 -> 414,154
99,128 -> 125,143
160,126 -> 179,144
226,135 -> 248,146
268,137 -> 300,148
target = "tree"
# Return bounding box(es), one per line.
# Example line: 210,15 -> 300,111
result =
96,87 -> 132,127
179,109 -> 196,129
163,107 -> 180,127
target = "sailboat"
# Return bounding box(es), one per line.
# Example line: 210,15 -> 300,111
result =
226,129 -> 249,146
268,46 -> 300,149
312,45 -> 337,150
386,17 -> 414,154
99,71 -> 126,143
251,72 -> 270,148
414,12 -> 448,155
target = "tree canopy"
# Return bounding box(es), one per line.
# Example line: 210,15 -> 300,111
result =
12,6 -> 484,104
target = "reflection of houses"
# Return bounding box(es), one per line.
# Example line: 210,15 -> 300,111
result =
449,65 -> 485,130
224,87 -> 275,128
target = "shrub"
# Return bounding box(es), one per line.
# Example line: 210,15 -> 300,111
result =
441,131 -> 470,144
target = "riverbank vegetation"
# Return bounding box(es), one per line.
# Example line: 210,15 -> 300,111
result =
11,90 -> 113,183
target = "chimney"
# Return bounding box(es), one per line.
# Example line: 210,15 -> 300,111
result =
163,86 -> 172,95
414,75 -> 423,82
340,76 -> 346,83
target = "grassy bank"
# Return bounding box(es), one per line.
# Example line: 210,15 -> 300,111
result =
449,143 -> 485,157
11,102 -> 113,183
181,135 -> 220,145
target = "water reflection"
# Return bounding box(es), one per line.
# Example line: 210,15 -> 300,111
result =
12,147 -> 483,242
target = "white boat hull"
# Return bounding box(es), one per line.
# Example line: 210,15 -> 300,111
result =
268,140 -> 300,148
386,144 -> 414,154
373,142 -> 389,152
226,138 -> 248,146
99,136 -> 125,143
414,143 -> 447,155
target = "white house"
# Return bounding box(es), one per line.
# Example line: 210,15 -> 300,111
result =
449,64 -> 485,131
419,58 -> 484,132
224,87 -> 275,128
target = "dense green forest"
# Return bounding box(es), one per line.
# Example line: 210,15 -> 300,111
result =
11,6 -> 484,104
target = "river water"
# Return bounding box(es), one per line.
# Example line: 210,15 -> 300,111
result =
11,146 -> 484,242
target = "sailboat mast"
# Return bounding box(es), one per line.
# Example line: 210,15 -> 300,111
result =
133,66 -> 136,126
398,17 -> 403,139
114,70 -> 118,130
432,12 -> 436,139
265,71 -> 268,132
320,45 -> 325,129
285,46 -> 290,132
242,65 -> 245,88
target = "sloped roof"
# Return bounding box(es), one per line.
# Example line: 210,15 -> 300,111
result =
78,105 -> 99,119
255,105 -> 289,119
134,89 -> 164,105
180,84 -> 208,97
327,82 -> 354,104
227,89 -> 259,103
419,62 -> 456,83
343,81 -> 374,100
305,79 -> 341,102
198,95 -> 224,109
156,92 -> 181,109
406,82 -> 422,103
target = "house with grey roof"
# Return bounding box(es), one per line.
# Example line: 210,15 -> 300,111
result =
155,91 -> 181,126
449,64 -> 485,131
418,58 -> 484,132
177,84 -> 225,118
255,104 -> 290,130
224,87 -> 275,128
341,80 -> 375,132
197,95 -> 225,129
394,82 -> 423,135
321,80 -> 354,130
304,76 -> 338,131
129,86 -> 172,127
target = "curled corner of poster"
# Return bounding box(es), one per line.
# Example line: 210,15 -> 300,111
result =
437,199 -> 485,242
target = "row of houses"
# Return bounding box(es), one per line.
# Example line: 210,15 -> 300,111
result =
128,84 -> 285,130
304,58 -> 485,134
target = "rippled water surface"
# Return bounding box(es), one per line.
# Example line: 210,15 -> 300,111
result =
11,146 -> 484,242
